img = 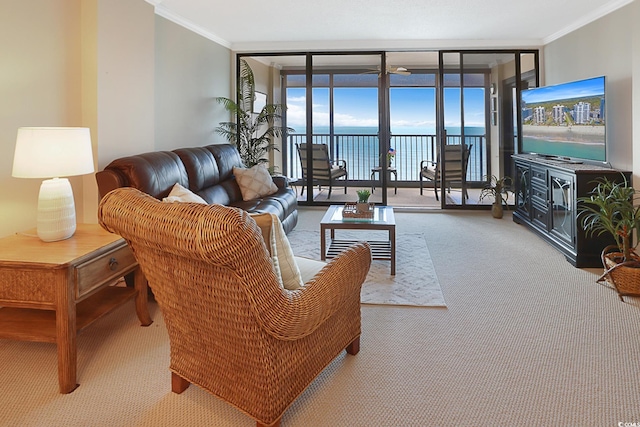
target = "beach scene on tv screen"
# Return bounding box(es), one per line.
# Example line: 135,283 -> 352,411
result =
521,76 -> 605,161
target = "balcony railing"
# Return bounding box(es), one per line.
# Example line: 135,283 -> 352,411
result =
286,133 -> 487,184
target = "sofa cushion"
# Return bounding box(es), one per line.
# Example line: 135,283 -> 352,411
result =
233,165 -> 278,201
250,212 -> 303,290
173,147 -> 221,190
162,183 -> 207,204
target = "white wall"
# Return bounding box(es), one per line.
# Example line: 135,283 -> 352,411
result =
0,0 -> 84,237
154,16 -> 231,151
0,0 -> 232,238
543,3 -> 637,173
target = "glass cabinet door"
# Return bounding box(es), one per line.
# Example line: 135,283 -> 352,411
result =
515,162 -> 530,219
549,172 -> 574,245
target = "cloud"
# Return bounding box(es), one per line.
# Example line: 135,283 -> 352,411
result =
391,119 -> 436,128
334,113 -> 378,127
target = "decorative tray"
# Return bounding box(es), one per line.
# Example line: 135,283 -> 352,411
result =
342,202 -> 375,219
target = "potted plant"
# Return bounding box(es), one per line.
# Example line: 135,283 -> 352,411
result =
479,175 -> 512,219
356,189 -> 371,213
216,59 -> 293,170
578,175 -> 640,301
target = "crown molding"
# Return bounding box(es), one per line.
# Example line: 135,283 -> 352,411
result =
146,1 -> 232,49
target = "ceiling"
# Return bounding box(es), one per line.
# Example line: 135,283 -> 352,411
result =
147,0 -> 633,52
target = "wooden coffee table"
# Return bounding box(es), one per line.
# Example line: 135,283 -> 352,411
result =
320,205 -> 396,275
0,224 -> 152,393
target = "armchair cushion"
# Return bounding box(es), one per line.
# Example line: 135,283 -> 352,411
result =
296,256 -> 327,283
233,164 -> 278,201
251,212 -> 303,290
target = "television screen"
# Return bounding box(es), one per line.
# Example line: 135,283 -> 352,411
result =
521,76 -> 606,162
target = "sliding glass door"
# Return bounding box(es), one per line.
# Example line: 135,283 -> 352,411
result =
239,49 -> 538,209
283,53 -> 386,205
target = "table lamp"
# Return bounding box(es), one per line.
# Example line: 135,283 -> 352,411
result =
12,127 -> 95,242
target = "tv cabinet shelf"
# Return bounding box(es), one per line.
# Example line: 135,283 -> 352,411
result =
512,154 -> 630,268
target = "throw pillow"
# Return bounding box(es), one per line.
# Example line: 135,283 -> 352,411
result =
162,183 -> 207,204
233,165 -> 278,201
250,212 -> 303,290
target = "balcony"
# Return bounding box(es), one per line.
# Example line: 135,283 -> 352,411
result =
286,132 -> 488,207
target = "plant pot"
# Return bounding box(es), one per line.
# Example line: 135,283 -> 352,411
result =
599,245 -> 640,301
356,202 -> 371,213
491,202 -> 503,219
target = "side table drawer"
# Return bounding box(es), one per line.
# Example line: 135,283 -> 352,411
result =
76,245 -> 136,298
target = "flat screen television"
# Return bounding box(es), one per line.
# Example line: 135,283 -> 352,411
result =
521,75 -> 606,163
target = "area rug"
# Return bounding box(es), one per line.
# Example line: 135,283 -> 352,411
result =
287,230 -> 446,307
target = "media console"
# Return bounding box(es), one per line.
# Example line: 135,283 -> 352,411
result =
512,154 -> 630,268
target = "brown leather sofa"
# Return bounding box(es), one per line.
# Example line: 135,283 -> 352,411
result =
96,144 -> 298,233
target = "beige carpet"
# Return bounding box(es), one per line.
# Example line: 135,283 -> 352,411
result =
2,210 -> 640,426
287,229 -> 446,306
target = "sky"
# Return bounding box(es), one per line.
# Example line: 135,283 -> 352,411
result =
521,76 -> 605,104
286,85 -> 487,133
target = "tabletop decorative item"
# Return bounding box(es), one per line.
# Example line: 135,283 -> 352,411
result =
387,148 -> 396,167
344,189 -> 374,218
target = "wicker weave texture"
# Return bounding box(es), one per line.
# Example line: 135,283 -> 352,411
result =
601,249 -> 640,299
98,188 -> 371,426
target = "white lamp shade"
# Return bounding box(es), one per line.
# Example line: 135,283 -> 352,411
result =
12,127 -> 94,178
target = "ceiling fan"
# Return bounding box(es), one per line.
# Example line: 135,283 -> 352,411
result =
387,66 -> 411,75
361,65 -> 411,76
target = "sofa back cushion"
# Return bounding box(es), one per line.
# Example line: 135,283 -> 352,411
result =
173,144 -> 245,204
207,144 -> 243,180
173,146 -> 221,190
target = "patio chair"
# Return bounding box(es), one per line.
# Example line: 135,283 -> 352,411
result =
98,187 -> 371,427
420,143 -> 472,201
297,143 -> 348,199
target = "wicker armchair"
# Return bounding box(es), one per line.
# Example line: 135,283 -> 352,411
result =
98,188 -> 371,427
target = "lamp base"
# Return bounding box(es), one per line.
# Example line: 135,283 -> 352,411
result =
37,178 -> 76,242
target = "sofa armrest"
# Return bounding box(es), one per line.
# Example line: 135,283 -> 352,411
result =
271,175 -> 289,189
247,242 -> 371,341
96,169 -> 127,200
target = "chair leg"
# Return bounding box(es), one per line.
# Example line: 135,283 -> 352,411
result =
328,183 -> 332,199
419,175 -> 423,195
171,372 -> 190,394
346,337 -> 360,355
434,182 -> 439,201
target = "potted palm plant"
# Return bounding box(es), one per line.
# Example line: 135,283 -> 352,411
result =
578,175 -> 640,301
216,59 -> 293,169
479,175 -> 512,219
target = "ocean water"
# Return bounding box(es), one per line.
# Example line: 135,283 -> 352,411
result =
296,126 -> 485,136
291,126 -> 485,180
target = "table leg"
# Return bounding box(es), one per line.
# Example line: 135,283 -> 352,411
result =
320,225 -> 327,261
133,268 -> 153,326
393,171 -> 397,194
56,272 -> 78,393
390,227 -> 396,276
